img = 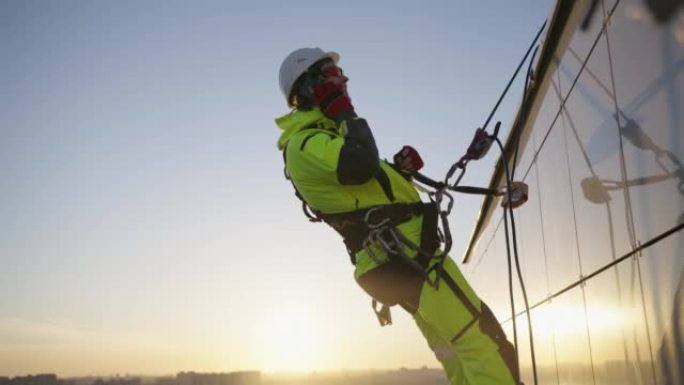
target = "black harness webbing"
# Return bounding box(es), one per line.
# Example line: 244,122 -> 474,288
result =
417,202 -> 440,266
283,137 -> 437,265
433,263 -> 482,343
317,202 -> 435,264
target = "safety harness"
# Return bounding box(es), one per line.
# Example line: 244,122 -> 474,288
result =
283,145 -> 440,266
324,201 -> 440,261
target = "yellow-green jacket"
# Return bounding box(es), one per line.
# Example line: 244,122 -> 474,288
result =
276,108 -> 426,277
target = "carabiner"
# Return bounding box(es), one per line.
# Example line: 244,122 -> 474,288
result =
364,206 -> 391,229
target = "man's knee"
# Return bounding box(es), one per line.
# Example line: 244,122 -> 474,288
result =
356,260 -> 424,309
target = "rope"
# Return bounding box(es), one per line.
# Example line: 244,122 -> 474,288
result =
404,19 -> 549,384
496,137 -> 539,385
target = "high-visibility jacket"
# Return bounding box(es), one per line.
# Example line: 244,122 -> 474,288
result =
276,108 -> 425,277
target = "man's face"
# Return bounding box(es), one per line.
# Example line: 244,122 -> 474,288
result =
289,58 -> 349,109
311,59 -> 347,86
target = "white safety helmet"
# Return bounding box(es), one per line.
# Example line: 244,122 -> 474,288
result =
279,47 -> 339,106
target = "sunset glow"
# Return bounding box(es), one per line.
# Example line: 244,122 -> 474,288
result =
256,305 -> 323,372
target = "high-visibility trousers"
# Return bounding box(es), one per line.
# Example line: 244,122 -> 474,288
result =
357,256 -> 519,385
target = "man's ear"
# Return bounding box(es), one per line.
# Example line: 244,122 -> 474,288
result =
291,94 -> 310,111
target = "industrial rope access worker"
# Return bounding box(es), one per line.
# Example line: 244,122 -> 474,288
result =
275,47 -> 520,385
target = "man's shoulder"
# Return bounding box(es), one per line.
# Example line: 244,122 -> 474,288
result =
287,127 -> 340,152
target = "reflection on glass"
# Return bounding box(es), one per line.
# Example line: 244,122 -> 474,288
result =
635,235 -> 684,385
556,42 -> 636,274
619,117 -> 684,222
643,0 -> 684,23
580,0 -> 681,33
584,264 -> 652,385
580,116 -> 684,222
607,0 -> 684,242
654,265 -> 684,385
547,290 -> 594,385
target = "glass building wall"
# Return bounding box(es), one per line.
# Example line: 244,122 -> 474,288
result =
463,1 -> 684,384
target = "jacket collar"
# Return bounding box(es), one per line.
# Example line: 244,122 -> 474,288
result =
275,108 -> 337,150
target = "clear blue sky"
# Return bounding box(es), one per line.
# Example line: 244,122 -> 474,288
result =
0,0 -> 553,376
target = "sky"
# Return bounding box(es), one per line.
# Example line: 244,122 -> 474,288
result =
0,0 -> 554,377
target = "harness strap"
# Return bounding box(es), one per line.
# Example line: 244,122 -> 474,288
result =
433,263 -> 483,343
318,202 -> 432,264
417,203 -> 440,267
435,263 -> 481,318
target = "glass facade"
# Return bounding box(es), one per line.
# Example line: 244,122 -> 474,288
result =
463,1 -> 684,384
